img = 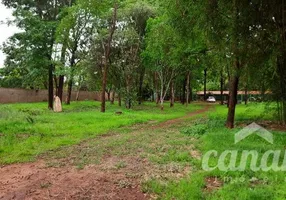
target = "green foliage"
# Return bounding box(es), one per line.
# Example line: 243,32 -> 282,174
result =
0,0 -> 285,122
181,123 -> 207,137
1,0 -> 72,89
144,15 -> 182,69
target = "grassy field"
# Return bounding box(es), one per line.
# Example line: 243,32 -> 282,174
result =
1,101 -> 286,199
0,101 -> 201,164
144,103 -> 286,200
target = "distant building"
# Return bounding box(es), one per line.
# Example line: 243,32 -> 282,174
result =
196,91 -> 271,102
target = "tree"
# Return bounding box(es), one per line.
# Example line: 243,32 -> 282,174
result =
100,3 -> 118,113
125,1 -> 155,104
256,0 -> 286,124
112,25 -> 140,108
163,0 -> 208,106
2,0 -> 74,109
205,0 -> 261,128
144,15 -> 180,110
56,4 -> 93,104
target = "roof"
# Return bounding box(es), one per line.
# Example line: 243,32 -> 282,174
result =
196,91 -> 271,95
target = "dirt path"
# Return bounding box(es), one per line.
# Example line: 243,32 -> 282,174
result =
150,104 -> 211,129
0,105 -> 211,200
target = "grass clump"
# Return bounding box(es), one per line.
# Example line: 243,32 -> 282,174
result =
181,124 -> 207,137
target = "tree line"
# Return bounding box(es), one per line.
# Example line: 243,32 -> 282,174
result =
0,0 -> 285,128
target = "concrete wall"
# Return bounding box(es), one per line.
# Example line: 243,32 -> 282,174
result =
0,88 -> 102,104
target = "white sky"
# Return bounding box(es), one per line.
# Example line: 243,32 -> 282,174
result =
0,3 -> 20,67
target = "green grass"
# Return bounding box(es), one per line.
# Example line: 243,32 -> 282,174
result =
0,101 -> 201,164
209,102 -> 277,122
2,101 -> 285,199
144,102 -> 286,200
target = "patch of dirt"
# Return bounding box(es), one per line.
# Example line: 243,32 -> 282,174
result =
204,177 -> 224,193
0,158 -> 148,200
238,121 -> 286,132
258,121 -> 286,132
0,155 -> 192,200
190,150 -> 202,160
0,105 -> 211,200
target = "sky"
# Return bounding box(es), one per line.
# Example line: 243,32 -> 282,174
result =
0,3 -> 20,67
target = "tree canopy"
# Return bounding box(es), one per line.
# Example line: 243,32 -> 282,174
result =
1,0 -> 286,127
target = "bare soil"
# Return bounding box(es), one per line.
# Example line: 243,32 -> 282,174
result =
238,120 -> 286,132
0,105 -> 211,200
204,177 -> 224,193
0,158 -> 148,200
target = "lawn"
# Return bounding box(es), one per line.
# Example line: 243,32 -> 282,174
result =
144,103 -> 286,200
0,101 -> 201,164
1,101 -> 286,199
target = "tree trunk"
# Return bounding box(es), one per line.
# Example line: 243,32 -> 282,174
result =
170,80 -> 175,107
152,73 -> 156,102
118,92 -> 122,107
65,53 -> 76,105
54,76 -> 58,97
107,90 -> 111,101
204,68 -> 207,101
190,85 -> 193,102
76,89 -> 80,101
66,79 -> 73,105
158,70 -> 174,111
226,59 -> 240,129
186,71 -> 190,107
58,41 -> 67,102
154,72 -> 160,104
220,70 -> 224,105
76,76 -> 82,101
66,36 -> 79,105
160,98 -> 164,110
189,72 -> 192,102
138,66 -> 145,105
101,63 -> 108,112
126,100 -> 131,109
226,0 -> 241,128
58,75 -> 64,102
226,65 -> 231,108
160,73 -> 164,110
125,76 -> 132,109
48,64 -> 54,110
101,3 -> 117,113
181,78 -> 186,104
111,90 -> 115,104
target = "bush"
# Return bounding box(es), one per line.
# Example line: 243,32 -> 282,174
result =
181,124 -> 207,137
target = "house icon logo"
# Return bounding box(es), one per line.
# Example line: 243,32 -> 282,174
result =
235,123 -> 273,144
202,123 -> 279,172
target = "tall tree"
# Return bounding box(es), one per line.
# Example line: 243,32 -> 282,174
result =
56,4 -> 93,104
2,0 -> 73,109
100,2 -> 118,113
144,15 -> 181,110
206,0 -> 258,128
